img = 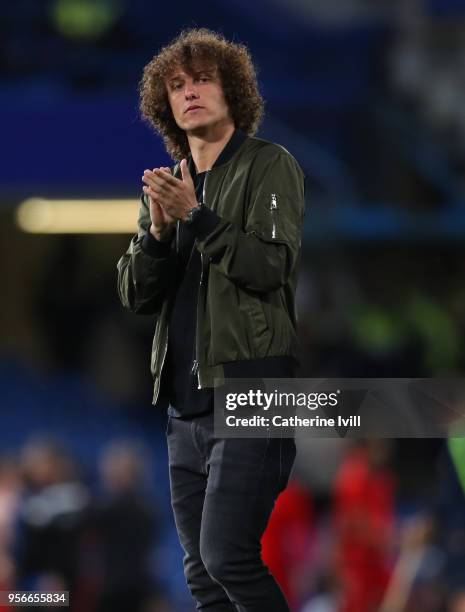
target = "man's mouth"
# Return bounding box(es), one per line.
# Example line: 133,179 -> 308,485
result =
185,106 -> 204,113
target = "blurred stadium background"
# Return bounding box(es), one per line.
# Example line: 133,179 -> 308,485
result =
2,0 -> 465,610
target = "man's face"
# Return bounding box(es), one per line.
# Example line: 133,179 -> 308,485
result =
165,64 -> 232,133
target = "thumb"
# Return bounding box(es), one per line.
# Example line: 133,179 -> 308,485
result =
180,159 -> 193,185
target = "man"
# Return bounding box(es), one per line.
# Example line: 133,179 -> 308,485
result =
117,28 -> 305,612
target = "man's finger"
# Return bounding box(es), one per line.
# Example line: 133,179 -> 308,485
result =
159,201 -> 176,218
152,168 -> 179,186
180,159 -> 194,186
152,167 -> 171,176
142,173 -> 170,193
149,173 -> 177,193
143,169 -> 171,184
142,175 -> 158,191
143,185 -> 164,203
142,171 -> 157,188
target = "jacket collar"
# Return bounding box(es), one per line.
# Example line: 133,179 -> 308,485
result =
184,129 -> 248,177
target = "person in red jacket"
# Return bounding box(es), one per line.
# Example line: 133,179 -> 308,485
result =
333,440 -> 395,612
262,479 -> 314,609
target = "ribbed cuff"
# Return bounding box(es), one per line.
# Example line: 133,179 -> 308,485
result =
191,207 -> 221,241
141,230 -> 173,258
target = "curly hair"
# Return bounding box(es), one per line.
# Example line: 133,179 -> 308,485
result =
139,28 -> 264,161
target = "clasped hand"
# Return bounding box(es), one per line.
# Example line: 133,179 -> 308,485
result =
142,159 -> 198,224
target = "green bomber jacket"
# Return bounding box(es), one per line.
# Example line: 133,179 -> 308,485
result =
117,130 -> 305,405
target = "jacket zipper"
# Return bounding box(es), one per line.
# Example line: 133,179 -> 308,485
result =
192,171 -> 209,388
270,193 -> 278,239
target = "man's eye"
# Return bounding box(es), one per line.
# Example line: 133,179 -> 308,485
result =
171,83 -> 182,90
199,76 -> 210,82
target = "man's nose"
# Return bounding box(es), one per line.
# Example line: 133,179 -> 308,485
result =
184,82 -> 199,99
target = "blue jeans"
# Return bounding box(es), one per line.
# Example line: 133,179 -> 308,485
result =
166,411 -> 296,611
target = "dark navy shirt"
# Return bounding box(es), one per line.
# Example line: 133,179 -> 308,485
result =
163,170 -> 214,418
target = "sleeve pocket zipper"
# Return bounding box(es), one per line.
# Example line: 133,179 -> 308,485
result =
270,193 -> 278,239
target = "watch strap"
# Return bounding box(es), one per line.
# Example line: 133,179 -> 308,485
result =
184,204 -> 202,224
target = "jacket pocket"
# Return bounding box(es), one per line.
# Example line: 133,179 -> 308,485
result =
241,291 -> 272,356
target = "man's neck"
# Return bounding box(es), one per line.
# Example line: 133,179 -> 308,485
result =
187,122 -> 235,173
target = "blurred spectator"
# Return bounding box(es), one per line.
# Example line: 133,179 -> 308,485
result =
435,440 -> 465,610
92,440 -> 166,612
0,456 -> 21,611
15,438 -> 89,594
380,513 -> 439,612
262,478 -> 315,609
333,440 -> 395,612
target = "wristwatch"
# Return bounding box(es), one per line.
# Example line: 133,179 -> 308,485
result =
184,203 -> 202,224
